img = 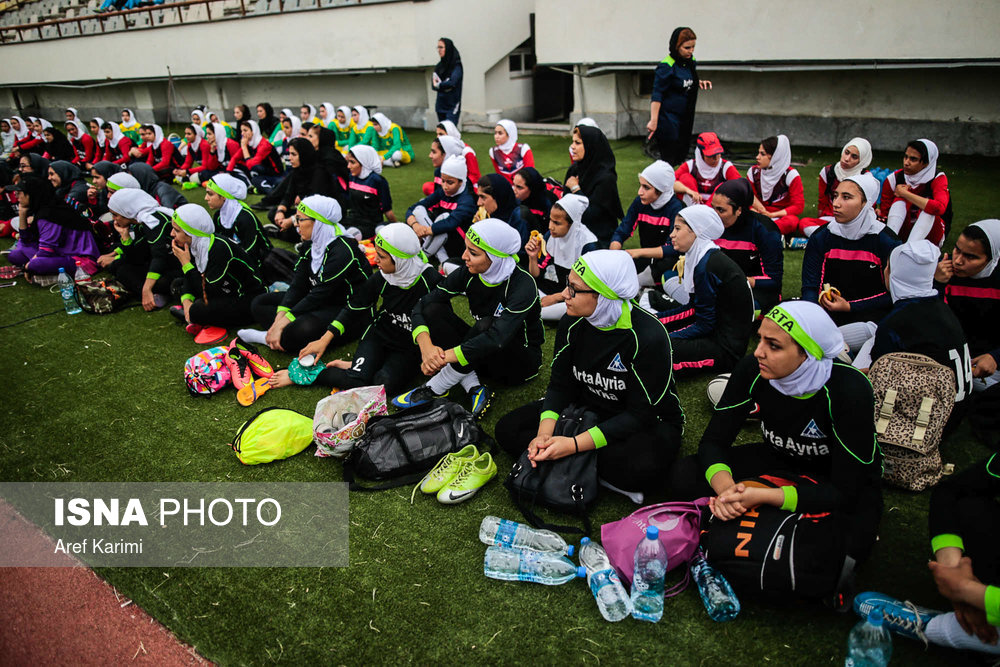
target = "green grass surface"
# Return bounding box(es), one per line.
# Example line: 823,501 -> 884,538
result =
2,131 -> 998,665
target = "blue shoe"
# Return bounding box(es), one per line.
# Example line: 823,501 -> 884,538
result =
853,591 -> 942,644
391,385 -> 447,409
468,384 -> 495,420
786,236 -> 809,250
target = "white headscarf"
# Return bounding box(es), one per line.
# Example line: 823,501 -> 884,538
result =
209,173 -> 247,231
209,122 -> 227,162
190,109 -> 206,126
677,204 -> 724,295
105,122 -> 126,149
244,120 -> 262,149
757,134 -> 791,201
107,172 -> 140,192
350,145 -> 382,179
352,105 -> 370,128
205,110 -> 223,125
495,119 -> 517,153
319,103 -> 336,124
302,104 -> 318,121
372,113 -> 392,138
764,300 -> 845,397
298,195 -> 346,274
172,204 -> 214,272
967,219 -> 1000,279
108,188 -> 159,224
438,135 -> 465,159
375,223 -> 430,288
65,107 -> 78,121
121,108 -> 140,127
90,117 -> 106,147
548,194 -> 597,268
833,137 -> 873,181
640,160 -> 676,209
888,240 -> 941,302
10,116 -> 29,141
467,219 -> 521,284
829,173 -> 884,241
573,249 -> 639,330
335,106 -> 352,130
66,119 -> 88,142
1,119 -> 12,146
38,119 -> 52,132
150,123 -> 165,149
438,120 -> 461,140
904,139 -> 939,188
282,115 -> 302,140
693,147 -> 723,181
576,117 -> 598,129
184,123 -> 204,154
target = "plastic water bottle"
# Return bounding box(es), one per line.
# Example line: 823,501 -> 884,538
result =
690,548 -> 740,622
479,516 -> 575,556
483,546 -> 583,585
578,537 -> 631,622
845,609 -> 892,666
630,526 -> 666,622
57,268 -> 82,315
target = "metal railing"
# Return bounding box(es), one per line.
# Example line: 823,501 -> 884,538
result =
0,0 -> 248,43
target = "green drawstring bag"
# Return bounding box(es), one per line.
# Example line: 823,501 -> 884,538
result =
230,407 -> 314,465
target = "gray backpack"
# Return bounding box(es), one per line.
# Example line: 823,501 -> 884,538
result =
869,352 -> 955,491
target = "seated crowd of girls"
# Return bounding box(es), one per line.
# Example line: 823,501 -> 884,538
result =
3,104 -> 999,655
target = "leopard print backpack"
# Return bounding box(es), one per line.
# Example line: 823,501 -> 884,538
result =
869,352 -> 956,491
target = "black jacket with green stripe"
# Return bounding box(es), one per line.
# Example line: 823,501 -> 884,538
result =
279,236 -> 371,317
180,235 -> 264,302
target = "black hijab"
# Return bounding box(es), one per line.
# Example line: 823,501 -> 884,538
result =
567,125 -> 623,218
127,162 -> 160,195
91,161 -> 120,181
234,104 -> 251,124
23,153 -> 50,176
314,127 -> 350,182
257,102 -> 278,138
48,160 -> 84,198
435,38 -> 461,78
290,137 -> 317,173
44,128 -> 76,162
667,26 -> 700,92
516,166 -> 554,214
714,178 -> 754,213
480,174 -> 518,221
21,174 -> 91,230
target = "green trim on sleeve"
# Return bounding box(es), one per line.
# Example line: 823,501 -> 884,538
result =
145,271 -> 160,281
931,534 -> 965,554
180,293 -> 195,303
539,410 -> 560,423
780,486 -> 798,512
282,311 -> 296,323
330,320 -> 345,335
412,325 -> 430,343
181,263 -> 194,274
453,346 -> 468,367
276,306 -> 291,313
704,463 -> 733,485
986,586 -> 1000,627
587,426 -> 607,449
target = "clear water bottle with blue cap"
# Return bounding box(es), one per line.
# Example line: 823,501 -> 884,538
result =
578,537 -> 631,622
57,268 -> 81,315
630,526 -> 667,622
690,547 -> 740,622
845,609 -> 892,666
483,546 -> 583,585
479,516 -> 574,555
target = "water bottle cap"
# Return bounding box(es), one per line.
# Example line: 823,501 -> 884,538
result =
566,544 -> 575,557
646,526 -> 659,540
867,609 -> 883,626
576,566 -> 586,578
580,537 -> 590,545
58,267 -> 66,273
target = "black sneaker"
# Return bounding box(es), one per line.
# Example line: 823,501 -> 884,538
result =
391,385 -> 448,409
262,223 -> 280,237
169,305 -> 186,321
468,385 -> 495,420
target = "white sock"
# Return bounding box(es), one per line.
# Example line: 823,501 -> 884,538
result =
661,276 -> 690,305
636,266 -> 655,288
541,300 -> 567,321
441,260 -> 462,276
852,336 -> 876,369
237,328 -> 267,345
926,612 -> 1000,654
459,370 -> 480,393
839,321 -> 878,354
886,200 -> 907,235
427,363 -> 467,395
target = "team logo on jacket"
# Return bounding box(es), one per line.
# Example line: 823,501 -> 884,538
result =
800,419 -> 826,439
494,303 -> 505,317
607,353 -> 627,373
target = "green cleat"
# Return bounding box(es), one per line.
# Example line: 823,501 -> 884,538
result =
418,444 -> 479,494
437,452 -> 497,504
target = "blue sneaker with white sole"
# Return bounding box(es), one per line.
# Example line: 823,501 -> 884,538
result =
853,591 -> 942,644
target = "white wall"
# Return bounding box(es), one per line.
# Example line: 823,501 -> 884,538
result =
536,0 -> 1000,63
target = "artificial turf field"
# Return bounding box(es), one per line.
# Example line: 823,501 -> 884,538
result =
2,129 -> 998,665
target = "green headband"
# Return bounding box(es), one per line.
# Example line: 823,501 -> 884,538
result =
107,181 -> 123,192
296,201 -> 343,230
172,210 -> 212,238
374,232 -> 415,260
466,228 -> 513,259
206,179 -> 235,200
764,306 -> 825,360
572,257 -> 620,301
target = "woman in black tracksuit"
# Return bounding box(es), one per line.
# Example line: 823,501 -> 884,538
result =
248,195 -> 371,355
496,249 -> 684,499
564,125 -> 623,247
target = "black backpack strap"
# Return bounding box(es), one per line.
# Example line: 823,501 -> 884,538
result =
509,462 -> 592,536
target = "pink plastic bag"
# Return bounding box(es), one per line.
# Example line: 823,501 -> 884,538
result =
600,498 -> 710,589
